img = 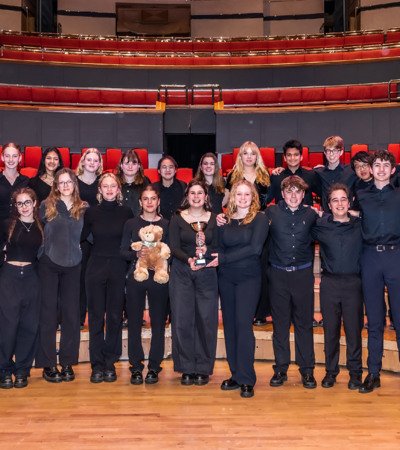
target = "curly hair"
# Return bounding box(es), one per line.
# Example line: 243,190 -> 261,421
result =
229,141 -> 270,187
116,149 -> 146,185
44,168 -> 87,221
225,179 -> 260,225
76,148 -> 103,176
195,152 -> 225,194
96,173 -> 123,204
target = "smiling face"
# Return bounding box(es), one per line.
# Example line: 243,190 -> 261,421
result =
140,189 -> 160,214
329,189 -> 350,221
234,183 -> 252,210
201,156 -> 216,177
282,186 -> 305,210
82,151 -> 101,174
371,158 -> 395,184
284,147 -> 302,170
353,160 -> 372,182
15,192 -> 35,221
158,158 -> 176,182
324,147 -> 343,166
1,145 -> 21,170
44,151 -> 60,174
240,147 -> 257,168
187,184 -> 207,209
99,175 -> 120,202
57,172 -> 75,198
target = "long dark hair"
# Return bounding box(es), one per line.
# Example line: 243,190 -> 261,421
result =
116,148 -> 146,185
8,187 -> 43,242
37,147 -> 64,178
179,179 -> 212,212
195,152 -> 225,194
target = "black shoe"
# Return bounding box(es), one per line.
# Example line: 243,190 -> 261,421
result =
312,320 -> 319,328
103,370 -> 117,383
145,370 -> 159,385
240,384 -> 254,398
364,322 -> 369,329
220,378 -> 240,391
253,318 -> 267,326
0,373 -> 13,389
122,318 -> 128,329
181,373 -> 195,385
270,372 -> 288,387
90,370 -> 104,383
318,319 -> 324,327
130,370 -> 143,385
359,373 -> 380,393
60,365 -> 75,382
301,373 -> 317,389
43,367 -> 62,383
194,374 -> 209,386
14,374 -> 28,388
389,322 -> 395,331
348,374 -> 362,390
321,373 -> 336,388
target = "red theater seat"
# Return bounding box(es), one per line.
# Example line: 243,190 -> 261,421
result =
324,36 -> 344,48
71,153 -> 81,170
176,168 -> 193,183
20,167 -> 38,178
54,88 -> 78,104
24,146 -> 42,169
221,153 -> 234,176
388,144 -> 400,163
31,87 -> 55,103
351,144 -> 368,157
279,88 -> 302,104
233,90 -> 257,105
8,86 -> 32,102
105,148 -> 122,171
325,86 -> 348,103
122,91 -> 147,105
135,149 -> 149,169
58,147 -> 71,168
347,85 -> 371,102
301,87 -> 325,104
256,89 -> 281,105
363,33 -> 384,45
78,89 -> 101,104
370,83 -> 389,101
260,147 -> 276,168
100,90 -> 123,105
386,31 -> 400,44
144,168 -> 160,183
309,152 -> 324,167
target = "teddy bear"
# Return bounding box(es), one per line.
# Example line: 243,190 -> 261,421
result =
130,224 -> 170,284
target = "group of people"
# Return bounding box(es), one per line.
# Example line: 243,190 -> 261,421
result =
0,137 -> 398,399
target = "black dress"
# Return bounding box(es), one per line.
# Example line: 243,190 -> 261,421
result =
28,176 -> 51,203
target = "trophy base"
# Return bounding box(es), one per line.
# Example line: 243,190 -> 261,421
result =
194,258 -> 206,266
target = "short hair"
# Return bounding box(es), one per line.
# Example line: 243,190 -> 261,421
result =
351,151 -> 370,170
369,149 -> 396,168
323,136 -> 344,151
327,183 -> 350,202
283,139 -> 303,155
157,155 -> 178,171
281,175 -> 308,192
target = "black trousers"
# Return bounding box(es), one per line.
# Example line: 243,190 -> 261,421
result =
36,255 -> 81,367
126,271 -> 169,372
169,259 -> 218,375
254,239 -> 271,320
79,240 -> 92,325
86,256 -> 127,371
320,273 -> 363,376
219,267 -> 261,386
269,266 -> 315,374
0,263 -> 40,376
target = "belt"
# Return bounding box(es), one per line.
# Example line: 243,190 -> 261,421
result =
366,244 -> 400,252
271,262 -> 312,272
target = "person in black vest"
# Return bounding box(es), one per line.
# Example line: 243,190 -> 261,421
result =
121,185 -> 169,385
82,173 -> 133,383
267,175 -> 318,389
153,156 -> 186,220
29,147 -> 64,203
0,188 -> 43,389
36,168 -> 87,383
312,183 -> 363,389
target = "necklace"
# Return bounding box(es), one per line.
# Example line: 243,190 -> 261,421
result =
19,219 -> 34,232
186,210 -> 205,220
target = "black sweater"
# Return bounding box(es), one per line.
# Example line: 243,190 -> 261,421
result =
78,177 -> 99,207
0,173 -> 29,222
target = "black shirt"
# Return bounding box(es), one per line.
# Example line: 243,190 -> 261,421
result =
351,178 -> 373,210
169,212 -> 218,264
218,212 -> 268,275
207,183 -> 225,214
3,220 -> 42,263
153,179 -> 186,220
312,214 -> 362,274
28,176 -> 51,203
0,173 -> 29,222
77,177 -> 99,207
314,164 -> 357,211
266,201 -> 318,267
226,172 -> 269,210
268,167 -> 316,206
121,177 -> 150,217
357,183 -> 400,246
81,200 -> 133,258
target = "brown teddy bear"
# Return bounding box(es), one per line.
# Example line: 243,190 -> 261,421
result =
130,224 -> 170,284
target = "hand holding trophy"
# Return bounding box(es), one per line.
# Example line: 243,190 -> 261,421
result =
190,221 -> 208,266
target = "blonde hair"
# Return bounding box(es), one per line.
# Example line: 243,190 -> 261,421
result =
229,141 -> 270,187
195,152 -> 225,194
96,173 -> 123,204
44,168 -> 87,221
76,148 -> 103,176
225,180 -> 260,225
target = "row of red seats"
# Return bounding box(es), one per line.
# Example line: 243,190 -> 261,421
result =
1,46 -> 400,67
1,30 -> 399,53
0,82 -> 394,108
220,144 -> 400,176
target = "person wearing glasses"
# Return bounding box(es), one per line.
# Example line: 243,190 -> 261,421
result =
0,188 -> 43,389
35,168 -> 87,383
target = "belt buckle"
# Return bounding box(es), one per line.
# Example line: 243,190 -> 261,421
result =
285,266 -> 295,272
376,245 -> 385,252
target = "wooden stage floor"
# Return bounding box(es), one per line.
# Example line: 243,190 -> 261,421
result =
1,360 -> 400,449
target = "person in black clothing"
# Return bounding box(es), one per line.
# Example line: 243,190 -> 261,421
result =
36,168 -> 87,383
153,156 -> 186,220
169,179 -> 219,386
268,140 -> 316,206
218,180 -> 268,398
312,184 -> 363,390
116,148 -> 150,217
0,143 -> 29,225
75,148 -> 103,328
121,185 -> 169,385
195,153 -> 228,214
267,175 -> 319,389
28,147 -> 64,203
82,173 -> 133,383
0,188 -> 43,389
356,150 -> 400,393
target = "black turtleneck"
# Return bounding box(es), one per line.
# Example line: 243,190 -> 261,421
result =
81,200 -> 133,258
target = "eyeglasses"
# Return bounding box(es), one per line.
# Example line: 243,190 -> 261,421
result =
16,200 -> 33,208
324,148 -> 341,155
58,180 -> 73,186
